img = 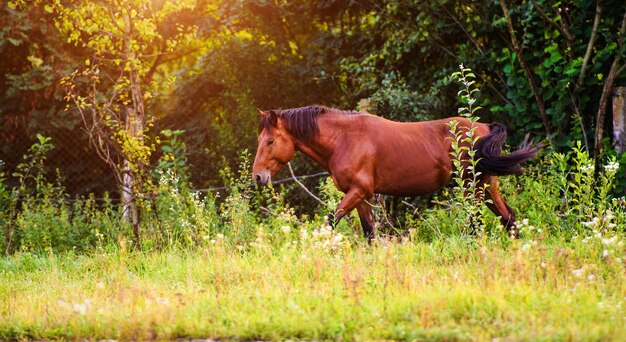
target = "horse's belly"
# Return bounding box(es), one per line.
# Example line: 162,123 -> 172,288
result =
374,162 -> 451,196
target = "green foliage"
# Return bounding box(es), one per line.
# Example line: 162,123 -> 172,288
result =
218,151 -> 259,244
3,0 -> 626,201
0,136 -> 122,253
12,134 -> 54,194
1,125 -> 626,340
446,65 -> 488,235
148,169 -> 218,249
155,129 -> 189,184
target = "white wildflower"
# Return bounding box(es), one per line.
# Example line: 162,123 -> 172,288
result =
331,233 -> 344,249
281,225 -> 291,234
602,236 -> 619,246
605,161 -> 620,173
583,218 -> 600,228
72,299 -> 91,315
572,268 -> 585,278
299,228 -> 309,241
580,163 -> 595,173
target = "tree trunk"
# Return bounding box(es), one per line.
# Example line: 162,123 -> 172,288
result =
121,7 -> 146,248
594,58 -> 622,159
122,108 -> 143,247
613,87 -> 626,154
594,9 -> 626,160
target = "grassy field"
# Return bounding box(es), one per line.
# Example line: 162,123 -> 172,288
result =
2,231 -> 625,341
2,144 -> 626,340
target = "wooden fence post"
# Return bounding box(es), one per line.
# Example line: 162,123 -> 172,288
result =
613,87 -> 626,154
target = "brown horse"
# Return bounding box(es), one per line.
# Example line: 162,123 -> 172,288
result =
252,105 -> 539,239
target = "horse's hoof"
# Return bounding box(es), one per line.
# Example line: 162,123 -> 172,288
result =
325,213 -> 336,228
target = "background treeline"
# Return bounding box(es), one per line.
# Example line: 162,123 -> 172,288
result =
1,0 -> 626,204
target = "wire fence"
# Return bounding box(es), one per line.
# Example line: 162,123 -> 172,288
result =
2,125 -> 334,205
196,171 -> 329,193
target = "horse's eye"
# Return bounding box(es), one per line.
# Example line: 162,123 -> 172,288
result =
267,139 -> 275,146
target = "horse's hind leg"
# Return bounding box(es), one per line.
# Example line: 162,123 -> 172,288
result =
484,176 -> 518,238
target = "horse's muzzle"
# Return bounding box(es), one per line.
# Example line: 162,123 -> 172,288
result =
253,171 -> 270,186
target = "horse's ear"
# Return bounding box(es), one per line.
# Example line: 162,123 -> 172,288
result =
268,110 -> 278,127
257,108 -> 266,118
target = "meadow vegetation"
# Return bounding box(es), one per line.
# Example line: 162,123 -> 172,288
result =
1,130 -> 625,340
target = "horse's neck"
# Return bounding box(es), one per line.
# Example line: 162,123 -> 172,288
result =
294,115 -> 350,171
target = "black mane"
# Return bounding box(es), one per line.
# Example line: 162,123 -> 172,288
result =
258,105 -> 358,143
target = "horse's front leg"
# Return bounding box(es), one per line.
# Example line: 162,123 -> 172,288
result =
326,187 -> 373,240
356,201 -> 374,240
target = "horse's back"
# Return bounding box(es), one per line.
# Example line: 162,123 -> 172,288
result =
359,115 -> 491,196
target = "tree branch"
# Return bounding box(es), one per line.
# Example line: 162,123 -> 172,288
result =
287,162 -> 326,206
577,0 -> 603,90
531,0 -> 574,43
500,0 -> 553,142
441,4 -> 485,56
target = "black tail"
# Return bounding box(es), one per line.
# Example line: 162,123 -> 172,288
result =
475,123 -> 541,176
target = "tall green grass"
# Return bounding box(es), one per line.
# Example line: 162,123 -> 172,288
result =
1,232 -> 625,340
1,140 -> 625,340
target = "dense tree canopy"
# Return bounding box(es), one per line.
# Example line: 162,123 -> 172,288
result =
1,0 -> 626,197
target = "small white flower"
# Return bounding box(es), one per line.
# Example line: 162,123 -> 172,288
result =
281,225 -> 291,234
602,236 -> 618,246
72,299 -> 91,315
572,268 -> 585,278
605,161 -> 620,173
331,233 -> 344,249
580,164 -> 595,173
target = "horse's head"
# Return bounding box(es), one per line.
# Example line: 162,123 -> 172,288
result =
253,109 -> 296,185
